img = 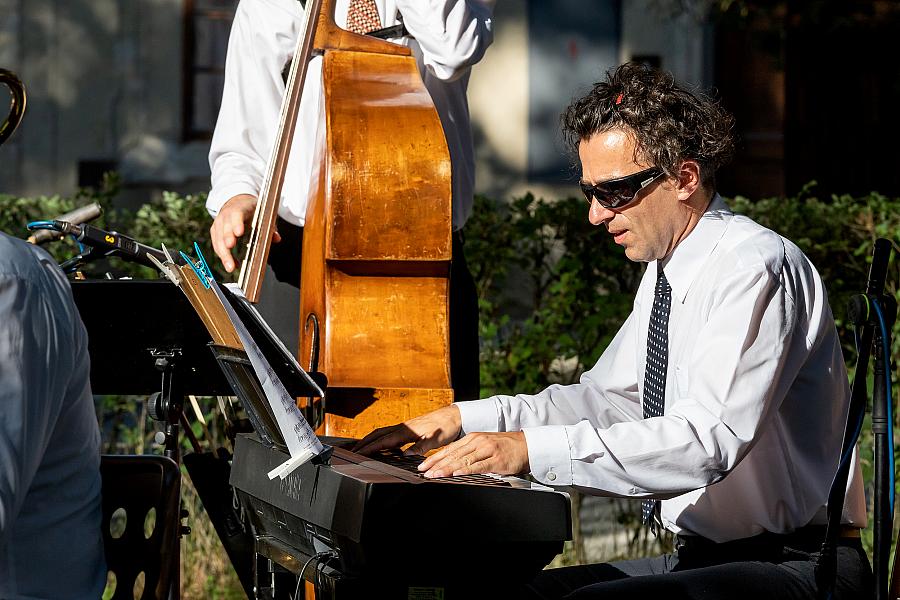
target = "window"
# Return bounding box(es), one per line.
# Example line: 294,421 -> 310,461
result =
183,0 -> 238,141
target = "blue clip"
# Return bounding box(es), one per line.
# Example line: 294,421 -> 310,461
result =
179,250 -> 211,289
193,242 -> 215,281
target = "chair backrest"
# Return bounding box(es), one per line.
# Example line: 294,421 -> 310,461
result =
100,454 -> 181,600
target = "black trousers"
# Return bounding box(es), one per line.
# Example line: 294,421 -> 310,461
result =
524,528 -> 872,600
268,219 -> 480,401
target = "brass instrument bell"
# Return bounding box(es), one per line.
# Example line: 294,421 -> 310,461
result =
0,69 -> 26,147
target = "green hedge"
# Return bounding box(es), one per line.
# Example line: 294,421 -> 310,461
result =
0,174 -> 231,282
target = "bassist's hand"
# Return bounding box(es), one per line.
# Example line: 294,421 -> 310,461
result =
210,194 -> 281,273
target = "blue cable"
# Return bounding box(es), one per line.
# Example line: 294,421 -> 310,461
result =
837,372 -> 866,476
26,220 -> 82,252
26,220 -> 59,231
871,297 -> 895,510
838,321 -> 868,473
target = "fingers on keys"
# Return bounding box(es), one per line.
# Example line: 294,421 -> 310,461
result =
419,436 -> 485,478
353,425 -> 408,455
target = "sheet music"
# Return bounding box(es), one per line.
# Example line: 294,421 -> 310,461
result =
225,284 -> 323,398
209,280 -> 324,475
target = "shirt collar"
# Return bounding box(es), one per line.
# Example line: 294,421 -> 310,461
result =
656,194 -> 731,303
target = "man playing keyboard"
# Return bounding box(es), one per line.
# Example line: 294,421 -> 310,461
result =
354,62 -> 871,599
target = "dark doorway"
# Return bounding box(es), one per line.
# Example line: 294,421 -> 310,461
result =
713,1 -> 900,199
713,6 -> 786,199
784,1 -> 900,198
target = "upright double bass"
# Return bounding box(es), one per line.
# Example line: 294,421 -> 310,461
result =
240,0 -> 454,438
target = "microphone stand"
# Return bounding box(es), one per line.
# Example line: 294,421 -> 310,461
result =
816,238 -> 895,600
59,246 -> 105,274
872,292 -> 896,600
29,220 -> 170,274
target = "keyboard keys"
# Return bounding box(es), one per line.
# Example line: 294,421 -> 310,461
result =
372,449 -> 510,486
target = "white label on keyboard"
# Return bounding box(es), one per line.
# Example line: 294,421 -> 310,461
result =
279,470 -> 303,501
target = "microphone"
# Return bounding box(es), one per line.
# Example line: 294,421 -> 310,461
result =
60,222 -> 169,269
28,202 -> 103,245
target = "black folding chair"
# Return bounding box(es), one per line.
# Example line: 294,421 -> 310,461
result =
100,454 -> 181,600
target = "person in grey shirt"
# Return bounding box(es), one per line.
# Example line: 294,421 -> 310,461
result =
0,232 -> 106,599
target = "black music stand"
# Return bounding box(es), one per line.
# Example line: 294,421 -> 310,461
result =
73,279 -> 230,396
73,278 -> 327,599
72,279 -> 326,398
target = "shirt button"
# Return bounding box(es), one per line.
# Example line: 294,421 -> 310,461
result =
547,472 -> 557,481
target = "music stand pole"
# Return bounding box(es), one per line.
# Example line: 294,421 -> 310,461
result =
151,349 -> 185,600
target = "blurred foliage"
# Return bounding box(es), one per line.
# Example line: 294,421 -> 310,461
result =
126,191 -> 234,281
466,193 -> 642,397
0,174 -> 232,282
0,173 -> 123,265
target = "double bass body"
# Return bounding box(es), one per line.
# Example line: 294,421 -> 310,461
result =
299,4 -> 455,438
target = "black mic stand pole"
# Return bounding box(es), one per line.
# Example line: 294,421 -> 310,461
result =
872,291 -> 896,600
817,237 -> 892,600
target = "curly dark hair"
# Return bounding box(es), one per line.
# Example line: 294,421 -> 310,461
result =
561,62 -> 736,186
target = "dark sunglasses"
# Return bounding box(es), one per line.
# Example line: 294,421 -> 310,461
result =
580,167 -> 665,209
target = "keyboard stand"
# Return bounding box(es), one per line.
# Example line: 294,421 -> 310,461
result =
254,535 -> 351,600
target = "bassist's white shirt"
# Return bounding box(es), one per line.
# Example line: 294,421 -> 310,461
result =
207,0 -> 495,231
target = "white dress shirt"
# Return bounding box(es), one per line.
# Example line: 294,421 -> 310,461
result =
0,234 -> 105,599
457,196 -> 866,542
207,0 -> 494,231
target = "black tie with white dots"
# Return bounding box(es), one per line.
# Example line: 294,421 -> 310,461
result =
641,268 -> 671,530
